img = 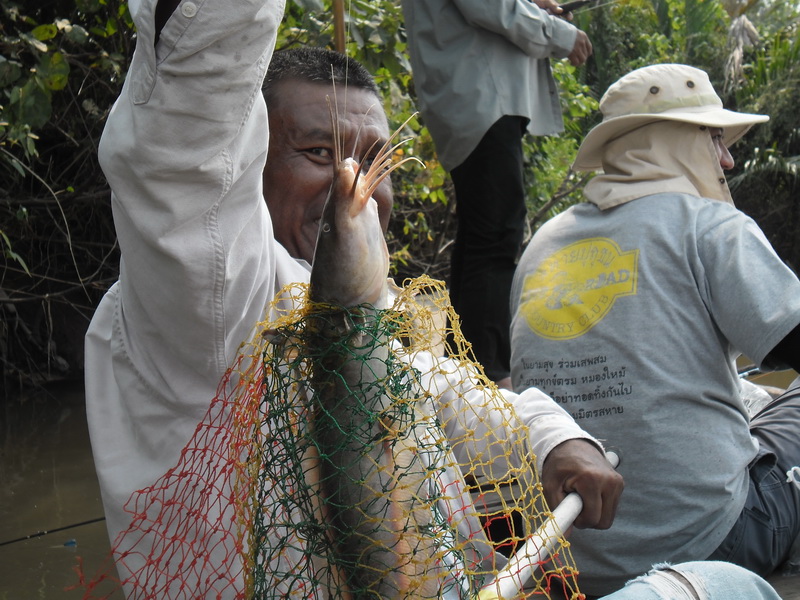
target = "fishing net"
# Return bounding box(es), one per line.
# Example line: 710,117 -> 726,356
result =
78,276 -> 583,599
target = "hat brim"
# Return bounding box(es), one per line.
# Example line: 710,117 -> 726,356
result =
573,108 -> 769,171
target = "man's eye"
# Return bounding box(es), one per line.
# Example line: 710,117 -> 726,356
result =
306,147 -> 332,160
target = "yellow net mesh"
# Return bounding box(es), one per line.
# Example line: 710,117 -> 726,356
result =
79,275 -> 583,600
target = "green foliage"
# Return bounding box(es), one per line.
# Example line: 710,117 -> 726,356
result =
1,226 -> 28,273
0,0 -> 132,195
0,0 -> 133,387
750,0 -> 800,37
581,0 -> 728,91
520,60 -> 599,233
728,25 -> 800,270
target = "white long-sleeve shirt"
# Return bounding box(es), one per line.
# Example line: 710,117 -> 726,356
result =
84,0 -> 598,596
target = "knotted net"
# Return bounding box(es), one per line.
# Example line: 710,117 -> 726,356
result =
79,276 -> 582,599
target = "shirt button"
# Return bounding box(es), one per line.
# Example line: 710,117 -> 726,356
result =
181,2 -> 198,17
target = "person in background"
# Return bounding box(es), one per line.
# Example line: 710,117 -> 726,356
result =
400,0 -> 592,389
84,0 -> 621,595
509,63 -> 800,597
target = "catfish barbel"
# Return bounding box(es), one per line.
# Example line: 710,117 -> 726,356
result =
304,103 -> 447,599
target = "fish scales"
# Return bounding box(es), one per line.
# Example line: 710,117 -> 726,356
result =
304,104 -> 446,599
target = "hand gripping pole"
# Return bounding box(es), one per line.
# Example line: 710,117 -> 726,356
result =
477,451 -> 620,600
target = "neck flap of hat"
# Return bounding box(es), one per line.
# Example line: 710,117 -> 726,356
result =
584,121 -> 733,210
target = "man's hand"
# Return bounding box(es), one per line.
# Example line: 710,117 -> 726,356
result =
529,0 -> 564,14
568,30 -> 593,66
541,439 -> 623,530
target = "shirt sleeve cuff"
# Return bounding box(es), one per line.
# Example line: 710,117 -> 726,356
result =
504,386 -> 605,473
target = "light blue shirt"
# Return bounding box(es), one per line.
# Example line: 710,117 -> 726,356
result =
401,0 -> 578,170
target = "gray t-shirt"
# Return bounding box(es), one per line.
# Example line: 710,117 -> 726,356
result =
510,193 -> 800,595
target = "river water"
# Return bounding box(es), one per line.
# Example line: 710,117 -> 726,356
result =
0,380 -> 121,599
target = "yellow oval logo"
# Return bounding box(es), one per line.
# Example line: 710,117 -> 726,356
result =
520,237 -> 638,340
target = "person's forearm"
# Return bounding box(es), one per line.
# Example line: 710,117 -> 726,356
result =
420,349 -> 605,486
100,0 -> 282,385
452,0 -> 578,58
511,386 -> 603,473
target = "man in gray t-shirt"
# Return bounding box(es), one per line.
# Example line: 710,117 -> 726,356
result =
510,64 -> 800,596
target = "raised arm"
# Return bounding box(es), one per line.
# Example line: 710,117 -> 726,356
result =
99,0 -> 283,392
84,0 -> 287,588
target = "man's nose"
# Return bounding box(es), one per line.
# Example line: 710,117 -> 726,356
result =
717,141 -> 735,170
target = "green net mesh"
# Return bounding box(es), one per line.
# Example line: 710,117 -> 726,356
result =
78,276 -> 583,599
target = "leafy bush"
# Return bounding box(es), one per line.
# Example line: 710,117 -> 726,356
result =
0,0 -> 132,388
729,26 -> 800,272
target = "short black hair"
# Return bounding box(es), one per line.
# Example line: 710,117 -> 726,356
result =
263,47 -> 380,109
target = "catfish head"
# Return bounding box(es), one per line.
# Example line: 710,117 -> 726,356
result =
309,105 -> 420,311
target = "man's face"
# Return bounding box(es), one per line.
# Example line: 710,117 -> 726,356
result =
263,79 -> 393,264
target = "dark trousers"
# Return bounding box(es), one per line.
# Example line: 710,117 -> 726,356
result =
449,115 -> 528,382
708,376 -> 800,575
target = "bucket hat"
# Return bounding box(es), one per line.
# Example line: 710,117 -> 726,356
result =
573,64 -> 768,171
